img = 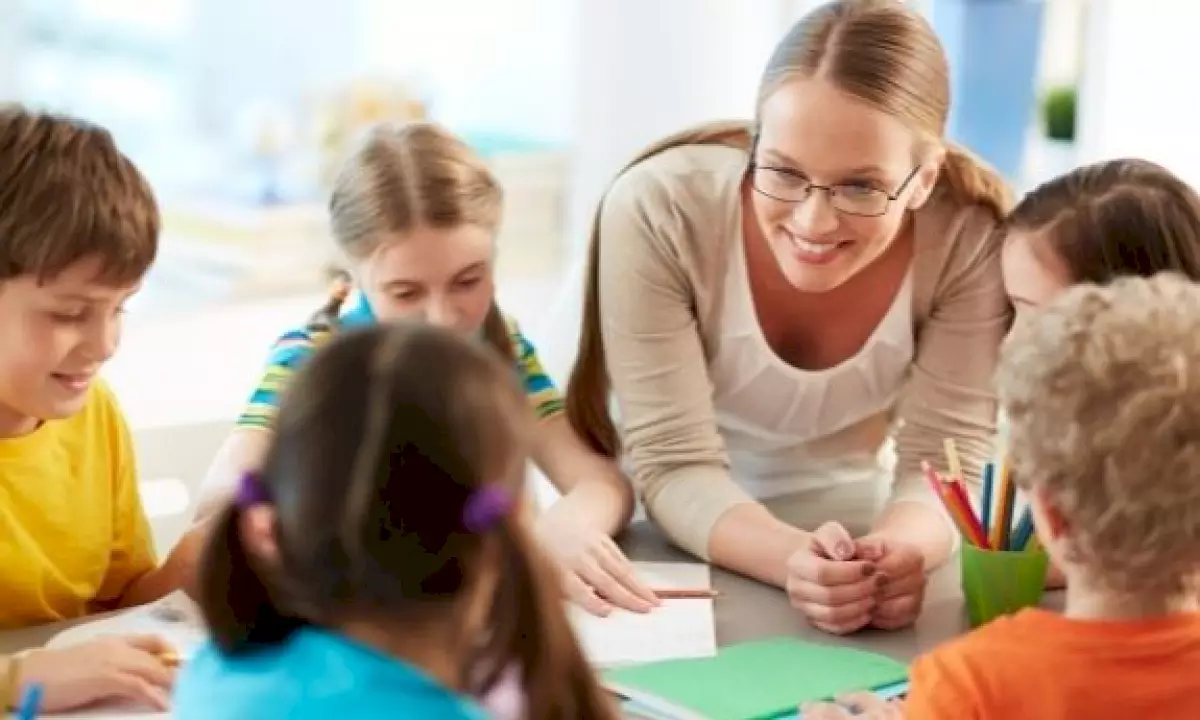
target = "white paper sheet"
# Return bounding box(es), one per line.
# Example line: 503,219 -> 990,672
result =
571,562 -> 717,668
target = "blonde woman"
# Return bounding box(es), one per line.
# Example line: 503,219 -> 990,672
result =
567,0 -> 1013,634
188,122 -> 655,617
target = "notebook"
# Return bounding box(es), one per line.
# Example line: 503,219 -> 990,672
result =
605,637 -> 909,720
570,562 -> 717,667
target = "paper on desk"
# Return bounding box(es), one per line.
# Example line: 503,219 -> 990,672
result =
571,562 -> 717,668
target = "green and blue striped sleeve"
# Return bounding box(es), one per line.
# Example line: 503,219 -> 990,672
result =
236,321 -> 336,430
505,316 -> 565,421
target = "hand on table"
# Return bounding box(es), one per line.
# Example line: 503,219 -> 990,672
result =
854,536 -> 926,631
785,522 -> 883,635
535,509 -> 659,617
17,634 -> 177,713
802,692 -> 904,719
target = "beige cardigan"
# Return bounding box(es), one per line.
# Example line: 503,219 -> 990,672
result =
596,144 -> 1010,558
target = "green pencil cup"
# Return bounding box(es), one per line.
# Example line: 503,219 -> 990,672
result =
960,543 -> 1048,627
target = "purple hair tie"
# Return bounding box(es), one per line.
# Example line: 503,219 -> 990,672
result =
462,486 -> 513,533
235,472 -> 271,509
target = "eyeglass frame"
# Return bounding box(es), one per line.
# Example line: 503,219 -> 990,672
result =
747,157 -> 923,219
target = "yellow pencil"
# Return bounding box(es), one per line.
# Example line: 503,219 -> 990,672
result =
943,438 -> 963,479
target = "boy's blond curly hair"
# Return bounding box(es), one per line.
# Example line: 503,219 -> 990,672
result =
996,272 -> 1200,597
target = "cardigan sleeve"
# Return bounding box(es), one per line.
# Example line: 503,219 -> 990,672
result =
597,166 -> 756,559
891,205 -> 1010,510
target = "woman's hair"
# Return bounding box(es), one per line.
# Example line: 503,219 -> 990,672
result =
997,273 -> 1200,597
312,121 -> 513,362
1004,158 -> 1200,283
567,0 -> 1011,456
198,323 -> 616,720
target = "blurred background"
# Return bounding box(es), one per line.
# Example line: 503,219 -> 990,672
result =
0,0 -> 1175,548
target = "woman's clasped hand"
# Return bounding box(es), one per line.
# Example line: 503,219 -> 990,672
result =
785,522 -> 926,634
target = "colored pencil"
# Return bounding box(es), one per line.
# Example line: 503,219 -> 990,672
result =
159,650 -> 182,668
997,462 -> 1017,551
980,462 -> 995,538
943,438 -> 963,480
945,475 -> 989,548
1009,506 -> 1035,552
16,683 -> 42,720
989,457 -> 1013,551
651,589 -> 719,600
922,461 -> 988,548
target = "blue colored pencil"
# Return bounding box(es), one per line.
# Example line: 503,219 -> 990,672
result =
980,462 -> 995,540
17,683 -> 43,720
1010,505 -> 1034,552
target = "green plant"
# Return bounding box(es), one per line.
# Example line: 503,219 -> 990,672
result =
1042,86 -> 1076,142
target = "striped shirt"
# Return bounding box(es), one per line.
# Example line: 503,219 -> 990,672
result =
237,291 -> 565,430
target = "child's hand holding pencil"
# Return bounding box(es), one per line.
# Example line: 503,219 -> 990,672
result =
10,635 -> 178,714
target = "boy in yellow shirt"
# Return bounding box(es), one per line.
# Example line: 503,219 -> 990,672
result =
0,106 -> 182,712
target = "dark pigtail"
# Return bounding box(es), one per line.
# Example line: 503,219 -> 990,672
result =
197,502 -> 304,654
478,518 -> 618,720
306,271 -> 352,328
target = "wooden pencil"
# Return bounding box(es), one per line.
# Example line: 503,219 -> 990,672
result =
159,650 -> 182,668
943,438 -> 963,479
989,457 -> 1013,551
652,589 -> 719,599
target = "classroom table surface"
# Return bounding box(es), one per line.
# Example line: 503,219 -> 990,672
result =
0,494 -> 1065,719
618,501 -> 1065,664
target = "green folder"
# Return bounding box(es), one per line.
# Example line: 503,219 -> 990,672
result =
605,638 -> 909,720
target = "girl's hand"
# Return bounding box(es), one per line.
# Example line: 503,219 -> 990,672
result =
802,692 -> 905,719
535,508 -> 660,617
785,522 -> 881,635
16,635 -> 177,713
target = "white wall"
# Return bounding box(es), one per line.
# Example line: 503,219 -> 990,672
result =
0,0 -> 20,98
1075,0 -> 1200,185
358,0 -> 575,143
566,0 -> 792,254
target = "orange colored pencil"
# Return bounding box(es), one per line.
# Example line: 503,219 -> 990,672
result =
990,457 -> 1015,550
945,476 -> 989,548
923,461 -> 975,546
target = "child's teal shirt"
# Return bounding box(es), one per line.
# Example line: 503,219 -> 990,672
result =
175,626 -> 488,720
237,290 -> 564,430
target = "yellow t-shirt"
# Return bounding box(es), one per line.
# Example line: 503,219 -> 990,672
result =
0,381 -> 156,629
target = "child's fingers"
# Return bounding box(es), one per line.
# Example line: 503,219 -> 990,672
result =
113,645 -> 177,689
835,691 -> 890,713
563,571 -> 613,617
799,701 -> 852,719
587,560 -> 654,614
599,540 -> 661,606
107,672 -> 172,711
118,633 -> 175,656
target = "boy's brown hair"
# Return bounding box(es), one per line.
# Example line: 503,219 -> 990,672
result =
996,272 -> 1200,597
0,104 -> 159,284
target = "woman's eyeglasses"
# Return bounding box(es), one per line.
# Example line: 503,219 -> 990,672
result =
749,163 -> 921,218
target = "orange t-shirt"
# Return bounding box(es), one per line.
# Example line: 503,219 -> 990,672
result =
905,608 -> 1200,719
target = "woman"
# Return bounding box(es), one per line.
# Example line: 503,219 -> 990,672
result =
567,0 -> 1012,634
189,121 -> 655,617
